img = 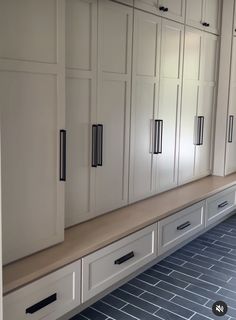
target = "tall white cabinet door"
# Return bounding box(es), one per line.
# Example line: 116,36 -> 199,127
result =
129,11 -> 161,202
159,0 -> 186,23
95,0 -> 132,214
155,20 -> 183,192
186,0 -> 204,30
178,28 -> 203,184
204,0 -> 222,35
0,0 -> 65,264
195,33 -> 218,177
65,0 -> 97,227
225,37 -> 236,174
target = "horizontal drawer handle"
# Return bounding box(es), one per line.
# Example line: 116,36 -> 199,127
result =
114,251 -> 134,265
218,201 -> 229,209
26,293 -> 57,314
177,221 -> 191,231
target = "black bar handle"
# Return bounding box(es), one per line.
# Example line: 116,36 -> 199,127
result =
177,221 -> 191,231
114,251 -> 134,265
218,201 -> 229,209
92,125 -> 98,167
159,6 -> 165,11
164,7 -> 168,12
97,124 -> 103,166
228,115 -> 234,143
60,130 -> 66,181
26,293 -> 57,314
195,116 -> 204,146
154,120 -> 163,154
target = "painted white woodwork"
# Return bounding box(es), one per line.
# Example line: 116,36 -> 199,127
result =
0,0 -> 65,264
186,0 -> 222,35
82,224 -> 157,302
95,0 -> 132,214
3,260 -> 81,320
129,11 -> 161,201
158,201 -> 205,255
65,0 -> 97,226
134,0 -> 185,23
155,19 -> 183,192
0,125 -> 2,320
206,186 -> 236,226
179,27 -> 218,184
234,0 -> 236,36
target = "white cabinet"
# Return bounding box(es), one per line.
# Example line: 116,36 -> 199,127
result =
225,37 -> 236,174
179,27 -> 218,184
186,0 -> 222,35
129,10 -> 183,202
0,0 -> 65,264
234,2 -> 236,36
134,0 -> 185,23
3,260 -> 81,320
66,0 -> 132,226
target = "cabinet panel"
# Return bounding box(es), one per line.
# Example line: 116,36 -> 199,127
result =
65,0 -> 97,226
160,0 -> 186,23
129,11 -> 161,202
96,0 -> 132,213
0,0 -> 57,63
186,0 -> 204,30
1,71 -> 64,264
204,0 -> 221,35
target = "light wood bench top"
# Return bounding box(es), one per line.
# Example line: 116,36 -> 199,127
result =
3,174 -> 236,295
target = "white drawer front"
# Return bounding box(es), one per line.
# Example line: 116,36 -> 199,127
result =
206,186 -> 236,226
3,260 -> 81,320
82,224 -> 157,302
158,201 -> 205,255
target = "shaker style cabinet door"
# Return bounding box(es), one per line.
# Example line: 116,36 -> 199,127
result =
195,33 -> 218,177
159,0 -> 186,23
155,19 -> 183,192
129,10 -> 161,202
95,0 -> 132,214
179,28 -> 203,184
225,37 -> 236,174
0,0 -> 65,264
65,0 -> 97,227
186,0 -> 221,35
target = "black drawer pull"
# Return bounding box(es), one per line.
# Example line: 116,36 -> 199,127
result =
59,130 -> 66,181
177,221 -> 191,231
97,124 -> 103,166
92,125 -> 98,167
164,7 -> 168,12
26,293 -> 57,314
218,201 -> 229,209
114,251 -> 134,265
159,6 -> 165,11
228,115 -> 234,143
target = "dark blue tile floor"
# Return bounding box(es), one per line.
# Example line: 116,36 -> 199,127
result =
71,213 -> 236,320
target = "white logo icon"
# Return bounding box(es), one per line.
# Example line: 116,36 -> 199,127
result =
216,305 -> 224,313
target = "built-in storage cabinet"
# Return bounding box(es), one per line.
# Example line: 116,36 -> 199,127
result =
186,0 -> 222,35
179,27 -> 218,184
129,10 -> 183,202
134,0 -> 185,23
0,0 -> 65,264
234,2 -> 236,36
66,0 -> 131,226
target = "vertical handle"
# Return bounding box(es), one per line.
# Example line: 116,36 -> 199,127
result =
195,116 -> 204,146
60,130 -> 66,181
154,120 -> 163,154
92,125 -> 98,167
97,124 -> 103,166
228,115 -> 234,143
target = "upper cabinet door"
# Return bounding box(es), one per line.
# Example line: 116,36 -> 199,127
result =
234,2 -> 236,36
65,0 -> 97,227
159,0 -> 186,23
155,20 -> 184,192
129,10 -> 161,202
204,0 -> 222,35
186,0 -> 221,34
186,0 -> 204,30
95,0 -> 132,214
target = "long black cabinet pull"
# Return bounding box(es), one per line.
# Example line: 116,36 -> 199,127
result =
97,124 -> 103,166
218,201 -> 229,209
196,116 -> 204,146
177,221 -> 191,231
92,125 -> 98,167
59,130 -> 66,181
114,251 -> 134,265
26,293 -> 57,314
154,120 -> 163,154
228,115 -> 234,143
